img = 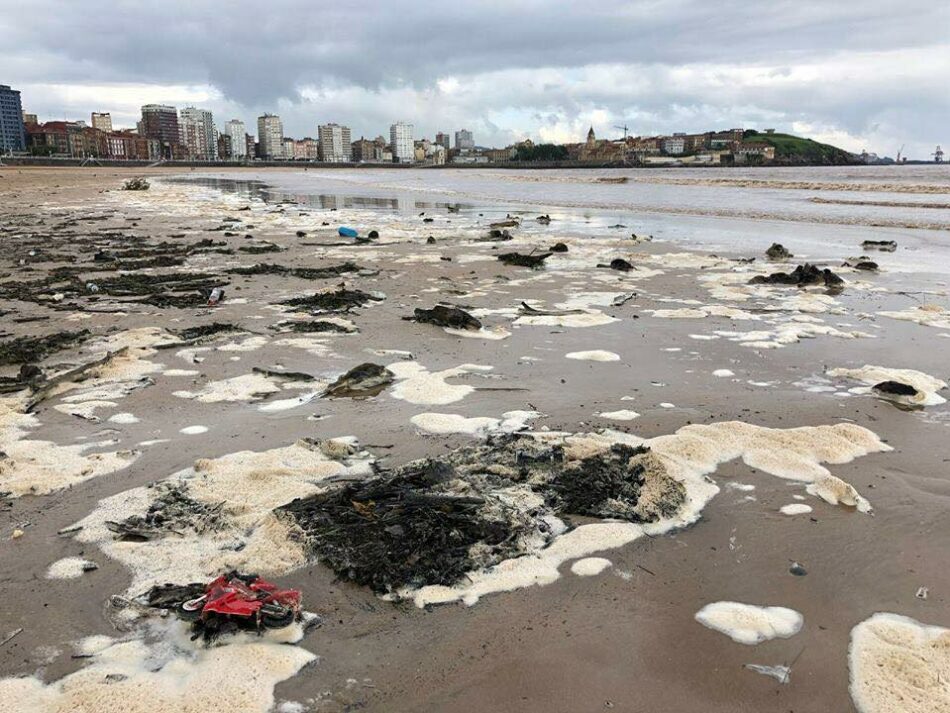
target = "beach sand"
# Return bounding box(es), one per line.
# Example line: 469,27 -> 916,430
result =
1,166 -> 948,712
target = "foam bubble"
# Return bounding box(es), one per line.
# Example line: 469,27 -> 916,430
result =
410,410 -> 541,436
570,557 -> 612,576
779,503 -> 813,515
388,361 -> 492,405
565,350 -> 621,362
849,613 -> 950,713
180,426 -> 209,435
46,556 -> 97,579
597,410 -> 640,421
695,601 -> 803,645
828,365 -> 947,406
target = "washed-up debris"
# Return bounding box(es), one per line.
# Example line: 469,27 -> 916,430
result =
272,320 -> 357,334
276,433 -> 684,595
498,252 -> 551,269
0,364 -> 44,394
599,258 -> 633,272
139,292 -> 212,309
105,483 -> 225,542
323,363 -> 394,398
536,215 -> 552,224
789,562 -> 807,576
872,380 -> 919,402
550,242 -> 568,253
237,243 -> 283,254
338,227 -> 359,238
915,586 -> 929,600
409,305 -> 482,331
149,572 -> 302,642
861,239 -> 897,252
749,263 -> 844,289
87,271 -> 224,297
280,287 -> 383,313
426,236 -> 437,244
122,178 -> 150,191
252,367 -> 315,382
367,230 -> 379,239
480,229 -> 512,242
766,243 -> 793,259
0,329 -> 89,366
227,262 -> 362,280
490,219 -> 519,229
519,301 -> 585,317
276,460 -> 534,594
207,287 -> 225,306
843,260 -> 879,271
169,323 -> 241,344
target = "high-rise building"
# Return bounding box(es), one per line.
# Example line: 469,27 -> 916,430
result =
390,122 -> 414,164
140,104 -> 180,158
179,107 -> 216,159
22,112 -> 38,126
257,114 -> 283,159
455,129 -> 474,151
91,112 -> 113,133
0,85 -> 27,152
224,119 -> 247,159
317,123 -> 352,162
435,131 -> 450,153
245,134 -> 256,160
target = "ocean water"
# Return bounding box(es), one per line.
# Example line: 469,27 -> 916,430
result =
172,165 -> 950,275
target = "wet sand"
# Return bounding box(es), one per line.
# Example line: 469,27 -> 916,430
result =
1,166 -> 948,712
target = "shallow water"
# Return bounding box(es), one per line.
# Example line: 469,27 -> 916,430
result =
173,164 -> 950,275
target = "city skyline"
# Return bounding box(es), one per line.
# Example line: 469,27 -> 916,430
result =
1,1 -> 947,159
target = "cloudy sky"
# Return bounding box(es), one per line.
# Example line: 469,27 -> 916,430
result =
2,0 -> 947,158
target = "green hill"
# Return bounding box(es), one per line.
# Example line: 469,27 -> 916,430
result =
742,130 -> 856,165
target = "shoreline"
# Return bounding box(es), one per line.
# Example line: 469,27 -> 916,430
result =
0,166 -> 948,713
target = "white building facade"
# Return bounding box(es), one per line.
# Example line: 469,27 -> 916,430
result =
390,121 -> 414,163
318,123 -> 352,162
455,129 -> 474,150
224,119 -> 247,159
257,114 -> 283,159
179,107 -> 217,159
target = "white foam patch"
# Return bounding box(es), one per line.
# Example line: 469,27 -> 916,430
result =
163,369 -> 200,377
0,618 -> 314,713
216,336 -> 269,352
174,373 -> 281,403
387,361 -> 492,405
45,556 -> 97,579
71,439 -> 374,593
0,393 -> 140,496
258,391 -> 323,413
514,311 -> 618,328
566,350 -> 621,362
695,602 -> 804,645
409,420 -> 888,607
411,410 -> 541,436
108,412 -> 140,425
570,557 -> 612,576
713,369 -> 735,378
779,503 -> 813,515
444,326 -> 511,341
272,337 -> 332,357
849,613 -> 950,713
828,365 -> 947,406
879,304 -> 950,330
180,425 -> 209,435
597,410 -> 640,421
716,323 -> 874,350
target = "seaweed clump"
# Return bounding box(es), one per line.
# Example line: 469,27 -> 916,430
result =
280,287 -> 383,313
275,433 -> 686,595
0,329 -> 90,366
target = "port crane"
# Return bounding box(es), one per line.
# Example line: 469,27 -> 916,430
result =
896,145 -> 905,163
934,146 -> 945,163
